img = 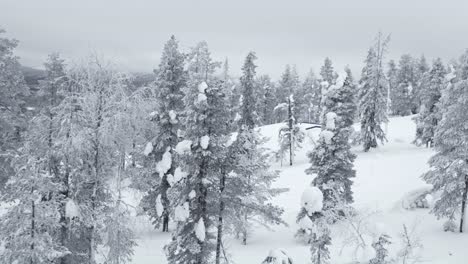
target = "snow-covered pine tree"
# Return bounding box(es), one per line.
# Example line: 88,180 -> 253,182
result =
358,33 -> 390,152
62,58 -> 130,263
369,234 -> 392,264
221,58 -> 237,128
257,75 -> 276,125
34,53 -> 72,263
229,52 -> 285,245
102,77 -> 142,264
299,69 -> 321,123
165,41 -> 228,264
278,94 -> 304,166
422,51 -> 468,233
310,223 -> 331,264
414,58 -> 446,147
0,56 -> 70,261
0,150 -> 67,263
412,55 -> 430,113
140,35 -> 186,232
0,28 -> 29,188
392,54 -> 416,116
276,65 -> 299,122
307,72 -> 357,210
387,59 -> 398,115
37,53 -> 67,175
320,57 -> 336,86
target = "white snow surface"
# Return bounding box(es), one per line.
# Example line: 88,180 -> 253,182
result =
65,199 -> 80,219
334,71 -> 347,88
197,93 -> 207,103
195,218 -> 206,241
198,82 -> 208,93
173,167 -> 188,183
143,142 -> 153,156
325,111 -> 337,130
128,116 -> 468,264
189,190 -> 196,199
174,202 -> 189,222
200,135 -> 210,149
155,195 -> 163,217
265,249 -> 292,264
197,82 -> 208,104
320,130 -> 335,144
155,147 -> 172,177
300,186 -> 323,215
298,216 -> 313,230
175,140 -> 192,154
168,110 -> 177,124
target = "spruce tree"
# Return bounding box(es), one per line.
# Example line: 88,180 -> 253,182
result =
387,60 -> 398,115
414,58 -> 446,147
358,33 -> 390,152
0,150 -> 67,263
140,36 -> 186,232
62,59 -> 130,263
307,72 -> 357,209
276,65 -> 299,123
257,75 -> 276,125
230,52 -> 285,245
0,28 -> 28,187
278,95 -> 304,166
422,51 -> 468,233
393,54 -> 416,116
165,41 -> 229,264
299,69 -> 321,123
369,234 -> 392,264
413,55 -> 430,113
320,57 -> 336,86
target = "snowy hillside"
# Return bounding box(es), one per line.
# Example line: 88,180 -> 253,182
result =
130,116 -> 468,264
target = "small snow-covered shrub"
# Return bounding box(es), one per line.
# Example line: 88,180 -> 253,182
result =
443,220 -> 457,232
400,187 -> 433,210
262,249 -> 293,264
369,234 -> 392,264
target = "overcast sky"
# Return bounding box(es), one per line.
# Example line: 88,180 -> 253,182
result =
1,0 -> 468,79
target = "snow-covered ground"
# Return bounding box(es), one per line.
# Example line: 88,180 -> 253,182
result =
130,116 -> 468,264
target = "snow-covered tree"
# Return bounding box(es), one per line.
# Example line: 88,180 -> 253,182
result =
422,51 -> 468,233
392,54 -> 415,116
262,249 -> 293,264
310,223 -> 331,264
257,75 -> 276,125
0,133 -> 67,263
295,186 -> 331,264
59,58 -> 132,263
412,55 -> 430,113
165,41 -> 228,264
278,94 -> 304,166
277,65 -> 299,104
229,52 -> 285,245
299,69 -> 321,123
140,35 -> 186,232
320,57 -> 336,86
387,60 -> 398,115
369,234 -> 392,264
358,33 -> 390,152
0,28 -> 28,187
414,58 -> 446,147
307,72 -> 357,209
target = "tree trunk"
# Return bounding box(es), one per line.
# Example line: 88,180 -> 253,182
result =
31,194 -> 35,264
288,96 -> 293,166
162,215 -> 169,232
215,171 -> 226,264
460,175 -> 468,233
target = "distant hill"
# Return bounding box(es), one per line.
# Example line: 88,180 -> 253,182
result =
20,66 -> 46,87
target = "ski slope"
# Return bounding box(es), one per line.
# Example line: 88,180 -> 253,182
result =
130,116 -> 468,264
